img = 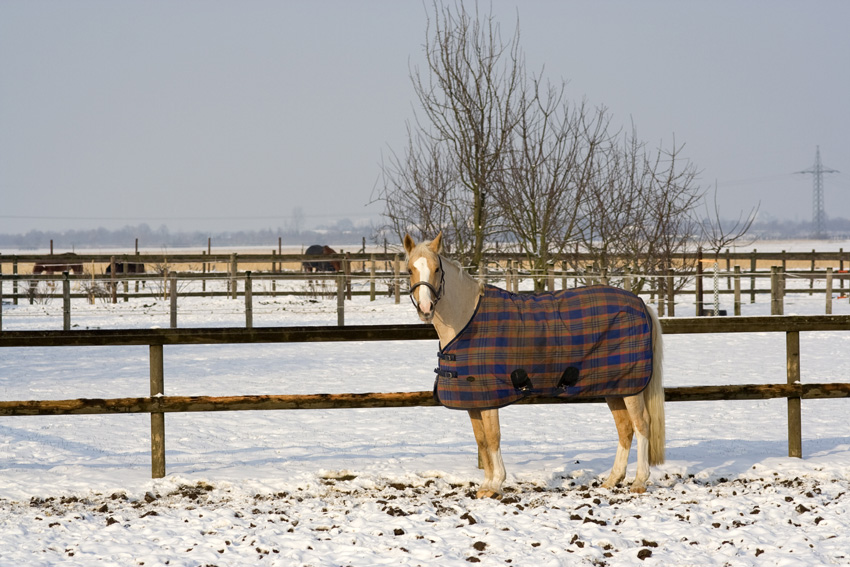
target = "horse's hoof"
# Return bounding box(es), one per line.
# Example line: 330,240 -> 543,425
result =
629,484 -> 647,494
476,489 -> 502,500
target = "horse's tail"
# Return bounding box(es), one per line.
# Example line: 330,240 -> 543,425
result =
644,305 -> 666,466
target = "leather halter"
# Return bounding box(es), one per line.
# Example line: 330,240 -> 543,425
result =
408,255 -> 445,313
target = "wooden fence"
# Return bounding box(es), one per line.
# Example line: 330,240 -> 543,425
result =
2,316 -> 850,478
0,266 -> 846,333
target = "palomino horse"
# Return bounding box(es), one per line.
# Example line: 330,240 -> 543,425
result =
403,233 -> 665,498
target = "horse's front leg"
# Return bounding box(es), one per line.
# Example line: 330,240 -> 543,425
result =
468,408 -> 506,499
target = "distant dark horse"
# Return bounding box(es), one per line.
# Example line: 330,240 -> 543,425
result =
105,262 -> 146,275
105,261 -> 146,291
302,245 -> 341,272
33,254 -> 84,275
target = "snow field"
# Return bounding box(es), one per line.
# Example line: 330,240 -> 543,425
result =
1,272 -> 850,565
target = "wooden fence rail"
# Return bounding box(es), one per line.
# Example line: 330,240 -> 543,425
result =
2,316 -> 850,478
2,267 -> 848,332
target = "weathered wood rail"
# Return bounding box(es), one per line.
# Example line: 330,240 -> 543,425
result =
2,316 -> 850,478
1,265 -> 848,332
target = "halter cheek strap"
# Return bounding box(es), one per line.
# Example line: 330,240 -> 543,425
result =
409,256 -> 445,311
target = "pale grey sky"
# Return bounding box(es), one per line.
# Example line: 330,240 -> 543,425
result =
1,0 -> 847,235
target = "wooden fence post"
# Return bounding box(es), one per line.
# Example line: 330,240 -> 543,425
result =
750,249 -> 757,304
245,271 -> 253,329
230,254 -> 238,300
695,248 -> 703,316
337,273 -> 345,326
657,274 -> 665,317
369,254 -> 376,301
0,262 -> 3,331
770,267 -> 776,314
666,268 -> 675,317
169,274 -> 177,329
271,251 -> 277,296
394,254 -> 401,304
786,331 -> 802,458
110,256 -> 117,304
513,260 -> 522,293
826,267 -> 833,315
150,344 -> 166,478
89,261 -> 95,304
12,260 -> 17,306
733,265 -> 742,316
344,253 -> 352,301
62,272 -> 71,331
810,249 -> 816,295
770,267 -> 786,316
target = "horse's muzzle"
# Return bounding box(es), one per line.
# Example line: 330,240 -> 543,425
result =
409,280 -> 441,321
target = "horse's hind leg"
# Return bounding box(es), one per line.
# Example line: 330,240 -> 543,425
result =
624,394 -> 652,493
603,397 -> 634,489
468,409 -> 505,499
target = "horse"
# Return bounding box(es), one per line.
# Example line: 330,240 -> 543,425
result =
403,233 -> 665,498
105,262 -> 145,275
32,254 -> 84,275
302,245 -> 341,273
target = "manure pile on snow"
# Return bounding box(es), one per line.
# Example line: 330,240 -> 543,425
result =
5,470 -> 848,566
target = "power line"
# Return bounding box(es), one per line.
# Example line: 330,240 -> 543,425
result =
0,212 -> 378,222
715,173 -> 795,188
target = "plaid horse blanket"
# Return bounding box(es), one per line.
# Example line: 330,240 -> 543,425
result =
435,285 -> 654,410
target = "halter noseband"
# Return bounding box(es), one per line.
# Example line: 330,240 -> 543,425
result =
408,255 -> 445,312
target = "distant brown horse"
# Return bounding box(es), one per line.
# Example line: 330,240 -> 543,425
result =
33,254 -> 84,275
105,262 -> 145,275
302,245 -> 341,272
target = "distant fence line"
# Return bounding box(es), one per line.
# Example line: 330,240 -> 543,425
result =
6,247 -> 850,269
2,253 -> 850,331
1,315 -> 850,479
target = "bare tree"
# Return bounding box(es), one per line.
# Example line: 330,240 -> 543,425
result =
576,132 -> 645,281
373,125 -> 463,250
700,184 -> 759,257
495,84 -> 612,290
577,129 -> 703,293
406,1 -> 526,267
376,1 -> 708,288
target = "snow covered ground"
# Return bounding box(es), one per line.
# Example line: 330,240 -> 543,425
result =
1,271 -> 850,566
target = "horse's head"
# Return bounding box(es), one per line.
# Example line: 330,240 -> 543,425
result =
403,232 -> 444,323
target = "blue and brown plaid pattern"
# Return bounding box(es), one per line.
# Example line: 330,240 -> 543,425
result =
435,285 -> 654,410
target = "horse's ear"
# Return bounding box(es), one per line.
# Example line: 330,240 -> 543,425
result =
403,234 -> 416,255
428,232 -> 444,254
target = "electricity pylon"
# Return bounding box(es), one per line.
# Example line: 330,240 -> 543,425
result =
796,146 -> 838,239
